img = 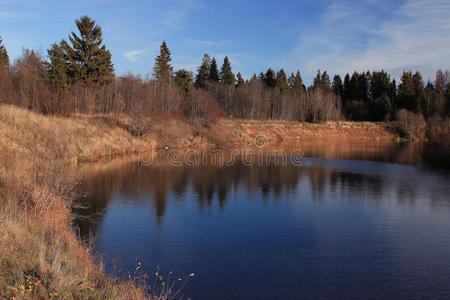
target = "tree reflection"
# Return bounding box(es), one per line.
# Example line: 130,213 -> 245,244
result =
75,142 -> 450,238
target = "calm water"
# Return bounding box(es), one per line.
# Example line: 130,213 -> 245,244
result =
77,141 -> 450,299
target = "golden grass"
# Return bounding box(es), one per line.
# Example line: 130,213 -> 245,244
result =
0,105 -> 179,299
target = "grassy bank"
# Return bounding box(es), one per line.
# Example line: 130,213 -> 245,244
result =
0,105 -> 165,299
0,104 -> 409,299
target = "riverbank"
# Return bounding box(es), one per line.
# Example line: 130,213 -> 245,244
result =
0,104 -> 437,298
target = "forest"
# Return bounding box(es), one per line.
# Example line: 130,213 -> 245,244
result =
1,16 -> 449,132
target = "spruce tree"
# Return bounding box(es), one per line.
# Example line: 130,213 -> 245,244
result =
397,71 -> 415,110
412,71 -> 424,112
220,56 -> 235,86
175,69 -> 193,93
320,71 -> 331,91
370,70 -> 391,101
258,72 -> 266,82
389,79 -> 397,104
0,36 -> 9,67
358,72 -> 369,103
153,40 -> 173,83
64,15 -> 114,84
291,71 -> 304,96
288,73 -> 295,89
195,53 -> 210,88
209,57 -> 220,82
369,71 -> 393,120
332,75 -> 343,98
313,70 -> 322,90
343,73 -> 351,103
236,72 -> 245,87
45,41 -> 72,89
276,69 -> 289,93
264,68 -> 277,87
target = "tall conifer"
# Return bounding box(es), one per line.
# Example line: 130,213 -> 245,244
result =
0,36 -> 9,67
220,56 -> 235,86
63,15 -> 114,84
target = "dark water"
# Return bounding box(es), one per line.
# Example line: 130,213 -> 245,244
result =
77,141 -> 450,299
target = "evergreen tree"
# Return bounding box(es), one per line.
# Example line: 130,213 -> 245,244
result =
0,36 -> 9,67
358,71 -> 369,102
288,73 -> 295,89
264,68 -> 277,87
236,72 -> 245,87
397,71 -> 415,110
153,40 -> 173,83
258,72 -> 266,82
313,70 -> 322,90
332,75 -> 343,98
371,94 -> 393,121
220,56 -> 235,86
195,53 -> 211,88
370,70 -> 391,101
369,71 -> 393,120
45,41 -> 71,89
389,79 -> 397,103
423,81 -> 434,117
276,69 -> 289,93
209,57 -> 220,82
320,71 -> 331,91
289,70 -> 304,97
412,71 -> 424,112
433,69 -> 448,116
175,69 -> 193,93
63,15 -> 114,84
343,73 -> 351,103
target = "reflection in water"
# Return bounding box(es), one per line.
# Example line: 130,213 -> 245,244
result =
75,141 -> 450,299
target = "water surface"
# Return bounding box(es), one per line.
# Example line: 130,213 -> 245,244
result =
77,141 -> 450,299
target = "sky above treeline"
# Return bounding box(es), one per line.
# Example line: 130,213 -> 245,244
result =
1,0 -> 449,84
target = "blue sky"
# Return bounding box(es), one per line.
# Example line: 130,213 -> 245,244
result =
1,0 -> 449,84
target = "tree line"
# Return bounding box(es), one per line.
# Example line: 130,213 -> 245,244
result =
0,16 -> 449,129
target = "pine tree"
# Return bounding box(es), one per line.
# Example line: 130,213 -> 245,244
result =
63,15 -> 114,84
320,71 -> 331,91
276,69 -> 288,93
264,68 -> 276,87
389,79 -> 397,104
313,70 -> 322,90
332,75 -> 343,98
258,72 -> 265,82
0,36 -> 9,67
358,72 -> 369,103
220,56 -> 235,86
343,73 -> 351,103
289,70 -> 304,97
175,69 -> 193,93
209,57 -> 220,82
433,69 -> 448,116
369,71 -> 393,120
370,70 -> 391,101
195,53 -> 210,88
45,41 -> 71,89
236,72 -> 244,87
153,40 -> 173,83
397,71 -> 415,110
412,71 -> 424,112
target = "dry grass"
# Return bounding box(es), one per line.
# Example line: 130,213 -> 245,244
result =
0,105 -> 182,299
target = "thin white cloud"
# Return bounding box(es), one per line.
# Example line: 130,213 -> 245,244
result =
124,49 -> 147,62
187,39 -> 217,47
159,0 -> 193,30
288,0 -> 450,82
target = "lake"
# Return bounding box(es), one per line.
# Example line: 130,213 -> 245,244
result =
76,140 -> 450,299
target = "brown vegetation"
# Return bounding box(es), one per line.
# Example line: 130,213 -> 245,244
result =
0,105 -> 185,299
